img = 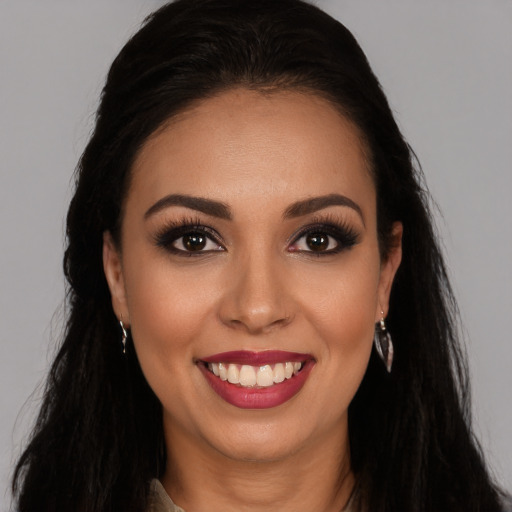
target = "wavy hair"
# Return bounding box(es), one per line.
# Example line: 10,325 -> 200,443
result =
13,0 -> 504,510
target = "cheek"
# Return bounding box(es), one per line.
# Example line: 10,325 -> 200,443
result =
296,252 -> 380,380
301,256 -> 379,335
121,259 -> 223,427
122,253 -> 222,380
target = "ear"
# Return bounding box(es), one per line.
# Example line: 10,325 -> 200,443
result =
103,231 -> 129,324
375,222 -> 403,321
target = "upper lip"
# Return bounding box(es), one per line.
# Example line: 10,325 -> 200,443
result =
200,350 -> 311,365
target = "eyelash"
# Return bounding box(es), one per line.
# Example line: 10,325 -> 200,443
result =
153,216 -> 225,257
152,215 -> 360,257
288,215 -> 360,256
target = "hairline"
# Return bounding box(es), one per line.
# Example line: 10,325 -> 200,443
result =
115,83 -> 376,248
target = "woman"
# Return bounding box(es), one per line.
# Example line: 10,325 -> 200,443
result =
11,0 -> 508,510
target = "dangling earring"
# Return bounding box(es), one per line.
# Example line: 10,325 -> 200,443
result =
119,320 -> 128,354
374,311 -> 393,373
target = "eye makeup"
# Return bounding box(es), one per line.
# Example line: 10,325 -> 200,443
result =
287,213 -> 360,256
152,216 -> 225,257
151,212 -> 360,258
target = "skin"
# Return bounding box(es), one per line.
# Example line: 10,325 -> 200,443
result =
103,89 -> 402,512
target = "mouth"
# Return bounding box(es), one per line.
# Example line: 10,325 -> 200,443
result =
203,360 -> 304,388
197,351 -> 315,409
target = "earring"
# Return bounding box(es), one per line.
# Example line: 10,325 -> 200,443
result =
374,312 -> 393,373
119,320 -> 128,354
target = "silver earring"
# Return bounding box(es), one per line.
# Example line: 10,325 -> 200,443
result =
374,312 -> 393,373
119,320 -> 128,354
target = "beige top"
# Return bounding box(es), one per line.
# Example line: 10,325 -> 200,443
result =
147,479 -> 354,512
147,480 -> 185,512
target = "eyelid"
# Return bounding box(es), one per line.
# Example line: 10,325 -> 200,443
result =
152,217 -> 226,255
287,218 -> 360,254
151,214 -> 360,256
291,231 -> 339,252
172,231 -> 224,253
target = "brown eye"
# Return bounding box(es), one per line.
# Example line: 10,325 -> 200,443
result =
182,233 -> 207,251
154,222 -> 225,255
168,230 -> 224,253
287,224 -> 357,255
305,232 -> 330,252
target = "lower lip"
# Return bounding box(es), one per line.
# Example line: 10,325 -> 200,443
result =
198,360 -> 315,409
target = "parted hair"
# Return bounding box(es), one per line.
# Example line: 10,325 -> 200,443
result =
13,1 -> 504,511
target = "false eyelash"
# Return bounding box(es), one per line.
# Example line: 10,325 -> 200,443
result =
152,216 -> 224,253
289,213 -> 360,254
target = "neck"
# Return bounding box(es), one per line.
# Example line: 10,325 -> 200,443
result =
161,416 -> 355,512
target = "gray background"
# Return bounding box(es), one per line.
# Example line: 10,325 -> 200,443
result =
1,1 -> 511,508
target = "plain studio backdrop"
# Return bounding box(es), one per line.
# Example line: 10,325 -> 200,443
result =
1,1 -> 511,508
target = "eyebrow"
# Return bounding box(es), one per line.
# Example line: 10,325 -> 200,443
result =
283,194 -> 364,224
144,194 -> 232,220
144,192 -> 363,224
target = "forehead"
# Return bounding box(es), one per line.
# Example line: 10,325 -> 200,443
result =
129,88 -> 374,215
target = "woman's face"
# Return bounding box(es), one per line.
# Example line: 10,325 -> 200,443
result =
104,89 -> 401,463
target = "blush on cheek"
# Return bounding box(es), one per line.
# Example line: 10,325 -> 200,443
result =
129,283 -> 205,344
312,291 -> 377,350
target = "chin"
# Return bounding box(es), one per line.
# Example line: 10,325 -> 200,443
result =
203,416 -> 318,463
214,437 -> 303,463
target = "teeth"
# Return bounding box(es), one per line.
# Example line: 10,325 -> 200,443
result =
239,365 -> 257,386
273,363 -> 285,383
218,363 -> 228,381
207,361 -> 304,388
256,365 -> 274,387
227,364 -> 240,384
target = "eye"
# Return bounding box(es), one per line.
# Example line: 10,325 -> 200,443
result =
288,222 -> 359,255
172,231 -> 223,253
293,231 -> 339,252
153,220 -> 225,256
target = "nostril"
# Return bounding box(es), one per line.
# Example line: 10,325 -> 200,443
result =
222,311 -> 293,334
217,265 -> 294,333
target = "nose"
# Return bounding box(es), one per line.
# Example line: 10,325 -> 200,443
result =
218,251 -> 293,335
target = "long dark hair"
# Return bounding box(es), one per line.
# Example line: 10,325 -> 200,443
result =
12,1 -> 505,510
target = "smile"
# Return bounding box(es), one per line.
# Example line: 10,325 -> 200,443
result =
198,351 -> 315,409
206,361 -> 303,388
